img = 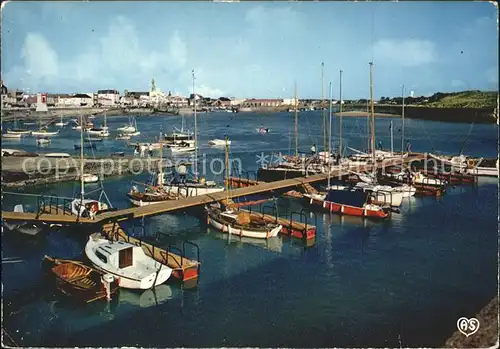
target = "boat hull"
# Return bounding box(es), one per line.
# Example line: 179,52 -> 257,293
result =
305,194 -> 388,219
207,212 -> 281,239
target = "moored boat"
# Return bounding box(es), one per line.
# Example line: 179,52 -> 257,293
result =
31,129 -> 59,137
37,137 -> 51,145
305,189 -> 390,219
2,133 -> 22,139
209,138 -> 232,146
84,233 -> 173,289
205,204 -> 282,239
81,173 -> 99,183
43,255 -> 119,303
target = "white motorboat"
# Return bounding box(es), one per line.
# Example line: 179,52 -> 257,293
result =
208,139 -> 231,146
116,125 -> 136,133
85,234 -> 173,289
128,131 -> 141,136
87,128 -> 110,137
37,137 -> 51,145
81,173 -> 99,183
165,142 -> 195,154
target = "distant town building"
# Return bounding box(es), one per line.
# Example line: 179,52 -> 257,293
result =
244,98 -> 283,108
36,93 -> 48,112
282,98 -> 299,106
97,89 -> 120,106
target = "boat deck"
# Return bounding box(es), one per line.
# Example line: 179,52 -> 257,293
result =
100,223 -> 200,284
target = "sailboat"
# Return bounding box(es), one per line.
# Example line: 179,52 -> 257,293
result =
258,83 -> 325,181
205,137 -> 282,239
70,112 -> 111,218
55,114 -> 69,127
6,114 -> 31,135
128,71 -> 223,206
117,115 -> 137,133
87,111 -> 110,137
31,114 -> 59,137
163,110 -> 194,145
304,66 -> 391,218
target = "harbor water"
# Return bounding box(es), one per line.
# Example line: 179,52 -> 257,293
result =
2,111 -> 498,347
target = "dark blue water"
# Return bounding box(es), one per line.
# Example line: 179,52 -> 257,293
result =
2,112 -> 498,347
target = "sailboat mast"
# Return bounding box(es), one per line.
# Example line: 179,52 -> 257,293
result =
193,70 -> 198,180
339,69 -> 343,158
369,62 -> 375,164
401,84 -> 405,159
390,120 -> 394,154
294,82 -> 298,157
327,82 -> 333,188
321,62 -> 326,157
79,111 -> 84,200
224,135 -> 229,201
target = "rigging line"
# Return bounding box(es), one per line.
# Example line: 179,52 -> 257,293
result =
458,122 -> 475,156
416,119 -> 436,153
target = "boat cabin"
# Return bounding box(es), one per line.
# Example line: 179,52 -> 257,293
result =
325,189 -> 373,207
94,241 -> 138,270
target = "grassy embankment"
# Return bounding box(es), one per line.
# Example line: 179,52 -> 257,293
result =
422,90 -> 497,108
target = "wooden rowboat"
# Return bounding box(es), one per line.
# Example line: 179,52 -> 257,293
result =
43,255 -> 119,303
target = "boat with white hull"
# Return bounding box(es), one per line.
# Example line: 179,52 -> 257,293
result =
205,206 -> 282,239
85,234 -> 172,289
209,139 -> 232,146
31,130 -> 59,137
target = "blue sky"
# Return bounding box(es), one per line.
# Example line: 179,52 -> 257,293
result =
1,1 -> 498,99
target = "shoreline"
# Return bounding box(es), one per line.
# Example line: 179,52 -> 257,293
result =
444,296 -> 498,347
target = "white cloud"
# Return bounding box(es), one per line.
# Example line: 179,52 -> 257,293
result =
373,39 -> 437,67
4,15 -> 190,92
195,84 -> 225,98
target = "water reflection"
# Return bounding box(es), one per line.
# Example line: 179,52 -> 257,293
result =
206,227 -> 283,252
118,285 -> 173,308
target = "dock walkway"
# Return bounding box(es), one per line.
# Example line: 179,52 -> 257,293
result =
2,156 -> 425,225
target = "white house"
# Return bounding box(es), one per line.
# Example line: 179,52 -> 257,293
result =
97,89 -> 120,106
282,98 -> 299,106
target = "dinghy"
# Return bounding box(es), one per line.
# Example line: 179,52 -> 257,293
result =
205,204 -> 282,239
37,137 -> 51,145
256,127 -> 270,134
209,139 -> 232,146
81,173 -> 99,183
43,255 -> 119,303
84,233 -> 173,289
3,204 -> 43,235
